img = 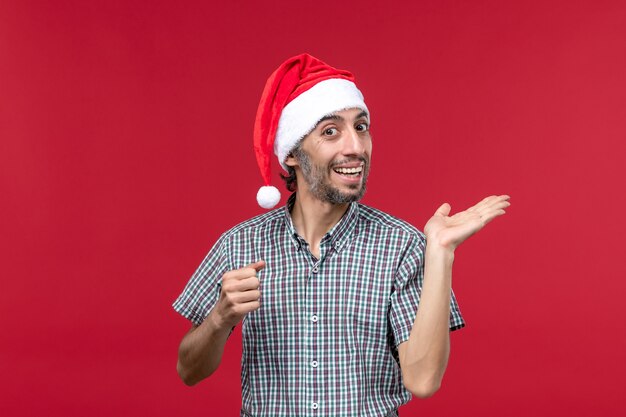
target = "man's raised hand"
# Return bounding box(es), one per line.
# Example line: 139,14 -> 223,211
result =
213,260 -> 265,329
424,195 -> 511,251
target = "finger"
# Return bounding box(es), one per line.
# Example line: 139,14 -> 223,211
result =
469,195 -> 498,211
222,276 -> 260,296
496,200 -> 511,210
233,289 -> 261,303
244,260 -> 266,272
239,276 -> 261,290
477,200 -> 510,215
435,203 -> 451,217
479,209 -> 507,225
226,261 -> 266,280
227,300 -> 261,318
477,194 -> 509,206
485,195 -> 511,210
224,268 -> 255,280
472,201 -> 508,219
471,195 -> 510,213
226,276 -> 260,292
489,194 -> 509,201
238,300 -> 261,315
486,195 -> 511,206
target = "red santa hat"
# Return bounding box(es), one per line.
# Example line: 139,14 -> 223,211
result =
254,53 -> 369,209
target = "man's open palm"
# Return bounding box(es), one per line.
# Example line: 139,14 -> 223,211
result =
424,195 -> 511,250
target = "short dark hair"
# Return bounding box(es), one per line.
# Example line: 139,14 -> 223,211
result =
279,142 -> 304,192
279,165 -> 297,192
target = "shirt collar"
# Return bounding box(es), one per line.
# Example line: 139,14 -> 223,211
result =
283,193 -> 359,253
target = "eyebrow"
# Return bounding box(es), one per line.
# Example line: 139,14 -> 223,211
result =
355,110 -> 369,120
315,110 -> 370,127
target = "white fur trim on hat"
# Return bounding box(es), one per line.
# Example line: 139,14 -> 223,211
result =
274,78 -> 368,170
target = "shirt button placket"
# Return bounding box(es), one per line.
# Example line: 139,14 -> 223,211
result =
310,261 -> 320,413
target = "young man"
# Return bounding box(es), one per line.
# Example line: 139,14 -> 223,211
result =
173,54 -> 510,416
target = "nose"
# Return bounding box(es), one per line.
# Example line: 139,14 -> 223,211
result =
342,126 -> 365,156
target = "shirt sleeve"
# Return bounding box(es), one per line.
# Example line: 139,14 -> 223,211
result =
172,233 -> 232,326
388,234 -> 465,347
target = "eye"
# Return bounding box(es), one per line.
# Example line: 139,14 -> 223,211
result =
323,127 -> 338,136
355,122 -> 369,132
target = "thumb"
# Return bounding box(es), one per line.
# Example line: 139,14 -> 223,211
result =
435,203 -> 451,217
245,260 -> 266,272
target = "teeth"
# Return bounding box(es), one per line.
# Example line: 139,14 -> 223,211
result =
334,166 -> 363,174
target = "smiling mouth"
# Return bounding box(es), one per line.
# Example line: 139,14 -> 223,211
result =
332,165 -> 364,176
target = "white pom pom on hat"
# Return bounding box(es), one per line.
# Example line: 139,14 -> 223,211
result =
252,53 -> 369,209
257,185 -> 281,209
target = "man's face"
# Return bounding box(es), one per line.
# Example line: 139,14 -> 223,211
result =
286,108 -> 372,204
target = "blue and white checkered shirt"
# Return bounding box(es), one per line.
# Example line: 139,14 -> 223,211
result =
173,194 -> 464,416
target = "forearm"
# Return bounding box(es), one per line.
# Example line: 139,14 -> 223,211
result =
176,309 -> 232,386
400,244 -> 454,397
399,195 -> 509,397
177,261 -> 264,386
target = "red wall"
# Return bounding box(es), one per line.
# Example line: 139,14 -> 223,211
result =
2,1 -> 625,416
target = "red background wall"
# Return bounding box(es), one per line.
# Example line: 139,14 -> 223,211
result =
1,1 -> 625,416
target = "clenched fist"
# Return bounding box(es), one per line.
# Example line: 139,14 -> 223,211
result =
213,260 -> 265,329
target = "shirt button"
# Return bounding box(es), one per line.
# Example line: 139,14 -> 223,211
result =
312,266 -> 319,273
311,360 -> 318,368
312,402 -> 319,410
311,314 -> 318,323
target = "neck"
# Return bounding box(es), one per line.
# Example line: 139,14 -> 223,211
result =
290,191 -> 349,258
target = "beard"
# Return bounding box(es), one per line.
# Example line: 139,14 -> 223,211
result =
293,147 -> 369,205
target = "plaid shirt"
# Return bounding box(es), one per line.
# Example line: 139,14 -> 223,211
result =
173,194 -> 464,417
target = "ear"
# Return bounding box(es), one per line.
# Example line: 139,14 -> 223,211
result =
284,152 -> 298,168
